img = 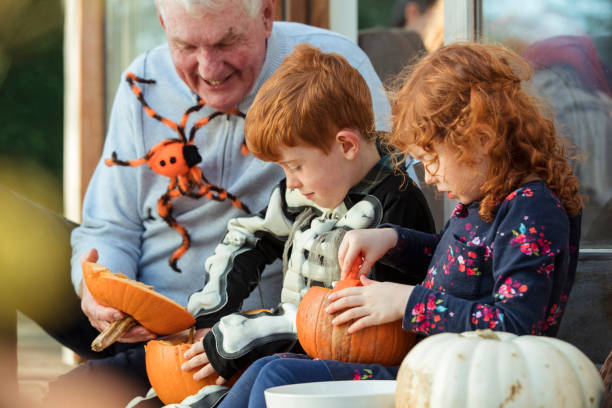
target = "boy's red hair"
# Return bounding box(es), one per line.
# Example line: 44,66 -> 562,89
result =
389,42 -> 582,220
245,43 -> 376,161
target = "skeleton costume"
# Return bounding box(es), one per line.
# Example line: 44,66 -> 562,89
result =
185,152 -> 435,394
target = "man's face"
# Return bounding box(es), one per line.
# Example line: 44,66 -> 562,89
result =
159,0 -> 273,112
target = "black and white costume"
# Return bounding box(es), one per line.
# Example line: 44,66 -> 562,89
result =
185,154 -> 435,382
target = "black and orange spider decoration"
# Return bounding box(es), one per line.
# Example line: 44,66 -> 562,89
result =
105,73 -> 251,272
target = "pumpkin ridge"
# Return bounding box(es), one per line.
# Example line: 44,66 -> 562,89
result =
535,337 -> 598,406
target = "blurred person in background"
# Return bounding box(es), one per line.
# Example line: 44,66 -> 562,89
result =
390,0 -> 444,52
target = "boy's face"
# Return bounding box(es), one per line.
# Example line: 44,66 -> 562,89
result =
276,143 -> 354,209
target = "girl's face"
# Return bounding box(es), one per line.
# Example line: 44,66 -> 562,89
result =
409,141 -> 489,204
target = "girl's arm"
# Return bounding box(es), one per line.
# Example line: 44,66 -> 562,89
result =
403,191 -> 573,336
338,225 -> 441,279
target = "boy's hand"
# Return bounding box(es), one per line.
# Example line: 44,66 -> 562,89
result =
337,228 -> 398,279
182,328 -> 227,385
79,249 -> 156,343
326,276 -> 413,334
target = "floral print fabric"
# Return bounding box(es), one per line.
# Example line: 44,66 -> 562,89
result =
381,180 -> 581,336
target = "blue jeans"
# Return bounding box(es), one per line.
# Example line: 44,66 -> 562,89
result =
219,355 -> 332,408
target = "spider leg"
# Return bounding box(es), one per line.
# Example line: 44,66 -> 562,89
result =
157,185 -> 189,272
206,185 -> 252,214
105,151 -> 148,167
184,168 -> 251,214
125,73 -> 183,138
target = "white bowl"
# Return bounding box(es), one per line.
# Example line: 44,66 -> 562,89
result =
264,380 -> 396,408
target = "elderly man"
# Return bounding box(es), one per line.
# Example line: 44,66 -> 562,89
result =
34,0 -> 390,406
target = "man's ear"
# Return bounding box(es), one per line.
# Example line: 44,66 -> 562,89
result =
156,2 -> 166,30
336,129 -> 360,160
261,0 -> 275,37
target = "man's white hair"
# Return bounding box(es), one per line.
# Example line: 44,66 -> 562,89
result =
156,0 -> 263,20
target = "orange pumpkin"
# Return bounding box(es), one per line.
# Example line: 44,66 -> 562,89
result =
145,333 -> 241,405
82,261 -> 194,334
296,258 -> 415,365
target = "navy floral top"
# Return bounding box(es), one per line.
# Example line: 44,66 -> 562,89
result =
381,180 -> 581,337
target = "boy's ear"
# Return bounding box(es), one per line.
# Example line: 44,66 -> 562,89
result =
335,129 -> 360,160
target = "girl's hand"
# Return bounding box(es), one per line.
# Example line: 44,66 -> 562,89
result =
338,228 -> 398,279
182,328 -> 227,385
326,275 -> 413,334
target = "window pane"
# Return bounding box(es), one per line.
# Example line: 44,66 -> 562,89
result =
483,0 -> 612,248
105,0 -> 164,121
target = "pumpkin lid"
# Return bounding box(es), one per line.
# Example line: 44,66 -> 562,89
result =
82,261 -> 195,334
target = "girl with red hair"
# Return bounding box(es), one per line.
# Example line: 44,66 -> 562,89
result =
335,42 -> 582,337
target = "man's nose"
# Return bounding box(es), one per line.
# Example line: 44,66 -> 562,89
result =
197,49 -> 223,77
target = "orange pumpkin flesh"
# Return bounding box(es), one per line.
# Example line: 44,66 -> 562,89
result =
82,261 -> 194,334
296,258 -> 415,365
145,334 -> 241,405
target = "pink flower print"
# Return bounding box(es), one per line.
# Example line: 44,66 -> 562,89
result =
353,369 -> 373,380
523,188 -> 533,197
412,303 -> 425,322
511,234 -> 526,244
465,223 -> 472,231
484,246 -> 492,260
505,191 -> 517,201
539,263 -> 555,276
497,277 -> 528,300
426,297 -> 436,310
468,251 -> 477,259
458,255 -> 466,272
520,242 -> 533,255
529,227 -> 537,234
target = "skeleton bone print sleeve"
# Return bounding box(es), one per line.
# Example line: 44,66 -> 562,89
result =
187,182 -> 297,328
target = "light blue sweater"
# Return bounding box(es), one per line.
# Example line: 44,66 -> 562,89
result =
70,22 -> 391,307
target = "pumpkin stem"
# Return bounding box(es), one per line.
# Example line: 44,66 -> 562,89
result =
474,329 -> 501,341
346,254 -> 364,280
91,315 -> 138,351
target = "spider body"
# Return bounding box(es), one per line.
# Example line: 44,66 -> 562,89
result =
105,73 -> 251,272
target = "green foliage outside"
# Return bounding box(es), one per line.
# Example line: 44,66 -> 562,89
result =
0,0 -> 64,211
359,0 -> 397,29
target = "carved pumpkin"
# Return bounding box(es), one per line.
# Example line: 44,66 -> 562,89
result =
82,261 -> 195,335
395,330 -> 605,408
145,332 -> 241,405
296,259 -> 415,365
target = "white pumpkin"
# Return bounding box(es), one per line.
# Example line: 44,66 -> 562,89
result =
395,330 -> 604,408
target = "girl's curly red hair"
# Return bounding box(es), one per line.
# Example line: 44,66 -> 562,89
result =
389,42 -> 582,221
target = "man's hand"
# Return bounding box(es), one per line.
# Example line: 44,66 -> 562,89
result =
79,249 -> 156,343
182,328 -> 227,385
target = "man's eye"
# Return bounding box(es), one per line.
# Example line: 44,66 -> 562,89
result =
217,42 -> 234,49
175,43 -> 194,51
